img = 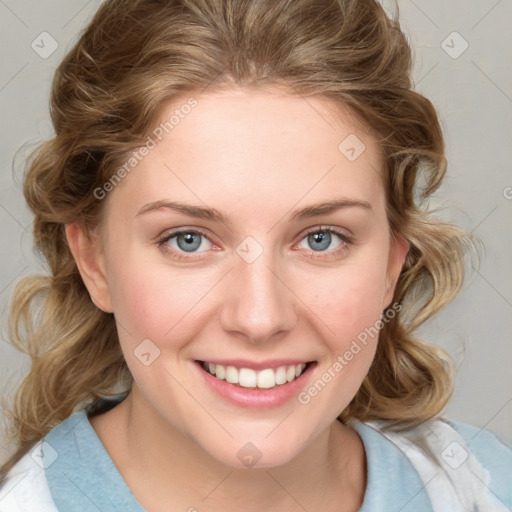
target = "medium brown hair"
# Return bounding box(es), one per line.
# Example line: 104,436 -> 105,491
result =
1,0 -> 480,480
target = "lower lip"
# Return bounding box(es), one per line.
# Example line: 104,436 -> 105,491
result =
193,360 -> 317,409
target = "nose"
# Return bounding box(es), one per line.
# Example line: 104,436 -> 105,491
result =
219,248 -> 298,344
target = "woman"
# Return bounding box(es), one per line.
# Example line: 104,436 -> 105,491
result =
0,0 -> 510,510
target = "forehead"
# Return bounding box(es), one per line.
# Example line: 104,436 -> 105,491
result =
105,87 -> 386,222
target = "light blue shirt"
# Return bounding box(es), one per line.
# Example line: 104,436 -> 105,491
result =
12,395 -> 512,511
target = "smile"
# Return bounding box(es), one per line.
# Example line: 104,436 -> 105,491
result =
199,361 -> 312,389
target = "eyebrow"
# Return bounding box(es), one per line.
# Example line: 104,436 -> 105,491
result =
135,197 -> 373,226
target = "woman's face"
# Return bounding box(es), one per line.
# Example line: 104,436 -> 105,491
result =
74,87 -> 409,468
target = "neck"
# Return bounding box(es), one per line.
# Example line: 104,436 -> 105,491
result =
90,387 -> 367,512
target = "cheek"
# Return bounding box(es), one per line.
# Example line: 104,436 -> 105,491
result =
301,259 -> 388,347
300,265 -> 387,410
107,255 -> 216,345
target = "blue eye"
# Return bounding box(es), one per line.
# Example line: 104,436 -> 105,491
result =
157,225 -> 354,261
158,229 -> 212,259
298,226 -> 354,256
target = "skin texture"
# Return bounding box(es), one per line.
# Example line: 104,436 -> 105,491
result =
66,86 -> 410,512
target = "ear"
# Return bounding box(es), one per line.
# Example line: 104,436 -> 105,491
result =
382,231 -> 409,310
65,223 -> 114,313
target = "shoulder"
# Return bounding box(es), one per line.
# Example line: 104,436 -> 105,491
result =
447,418 -> 512,459
446,419 -> 512,505
367,417 -> 512,510
351,420 -> 436,511
0,440 -> 59,512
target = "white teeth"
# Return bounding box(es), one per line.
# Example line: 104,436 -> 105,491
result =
275,366 -> 287,385
216,364 -> 226,380
201,361 -> 308,389
239,368 -> 257,388
257,369 -> 275,389
225,366 -> 238,384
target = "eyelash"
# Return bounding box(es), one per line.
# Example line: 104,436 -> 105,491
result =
156,225 -> 354,262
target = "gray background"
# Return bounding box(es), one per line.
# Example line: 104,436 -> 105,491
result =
0,0 -> 511,464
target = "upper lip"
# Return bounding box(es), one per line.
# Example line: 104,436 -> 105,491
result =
197,359 -> 315,371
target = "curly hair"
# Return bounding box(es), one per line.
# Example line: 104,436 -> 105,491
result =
0,0 -> 481,480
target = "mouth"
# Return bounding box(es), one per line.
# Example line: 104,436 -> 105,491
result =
196,360 -> 316,390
